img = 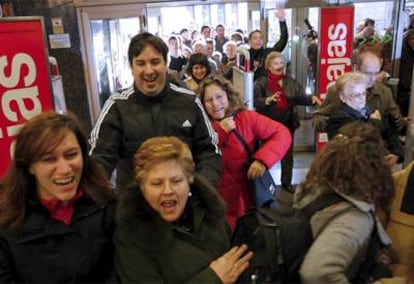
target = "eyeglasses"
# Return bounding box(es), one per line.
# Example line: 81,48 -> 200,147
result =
346,92 -> 367,99
361,71 -> 381,77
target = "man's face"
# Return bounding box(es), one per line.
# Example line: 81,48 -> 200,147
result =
131,45 -> 167,96
168,39 -> 179,56
206,42 -> 214,57
216,26 -> 225,38
181,31 -> 189,40
202,27 -> 211,39
359,57 -> 381,88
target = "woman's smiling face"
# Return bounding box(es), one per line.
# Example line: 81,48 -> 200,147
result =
202,83 -> 229,121
30,130 -> 83,203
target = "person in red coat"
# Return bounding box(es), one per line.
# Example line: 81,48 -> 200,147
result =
200,75 -> 292,228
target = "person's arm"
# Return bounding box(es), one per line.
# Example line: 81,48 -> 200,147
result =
381,122 -> 405,164
300,209 -> 374,284
381,86 -> 405,131
254,77 -> 271,108
271,9 -> 289,52
89,97 -> 123,177
289,79 -> 318,106
250,111 -> 292,168
193,98 -> 222,188
312,86 -> 339,132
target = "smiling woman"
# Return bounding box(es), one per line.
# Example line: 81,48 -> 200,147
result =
0,111 -> 116,283
115,136 -> 253,283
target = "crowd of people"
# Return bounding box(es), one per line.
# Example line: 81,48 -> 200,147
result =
0,10 -> 414,283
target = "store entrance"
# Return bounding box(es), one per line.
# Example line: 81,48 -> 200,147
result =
76,0 -> 403,151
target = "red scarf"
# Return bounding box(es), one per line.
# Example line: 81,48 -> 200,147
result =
40,189 -> 84,226
267,72 -> 288,112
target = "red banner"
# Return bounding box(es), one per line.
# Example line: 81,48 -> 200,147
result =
316,6 -> 354,151
0,17 -> 54,178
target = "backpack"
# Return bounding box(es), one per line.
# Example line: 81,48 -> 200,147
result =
231,193 -> 392,284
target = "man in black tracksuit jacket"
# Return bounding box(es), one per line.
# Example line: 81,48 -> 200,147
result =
89,32 -> 222,191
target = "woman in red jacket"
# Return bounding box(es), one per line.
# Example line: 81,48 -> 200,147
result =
200,75 -> 291,228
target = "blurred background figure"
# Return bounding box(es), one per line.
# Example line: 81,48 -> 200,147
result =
397,29 -> 414,118
180,28 -> 192,49
168,35 -> 187,81
221,41 -> 244,81
248,8 -> 288,80
214,24 -> 229,53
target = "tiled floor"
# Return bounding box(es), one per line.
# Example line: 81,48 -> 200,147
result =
269,151 -> 316,206
269,151 -> 315,186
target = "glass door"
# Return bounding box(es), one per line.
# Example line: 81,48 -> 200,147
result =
77,4 -> 146,122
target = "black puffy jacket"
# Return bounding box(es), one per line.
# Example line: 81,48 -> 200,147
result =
0,197 -> 116,283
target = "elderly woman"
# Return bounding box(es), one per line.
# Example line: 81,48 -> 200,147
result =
326,71 -> 403,167
221,40 -> 245,81
200,74 -> 291,228
0,112 -> 116,282
254,51 -> 320,193
295,121 -> 393,283
115,136 -> 253,283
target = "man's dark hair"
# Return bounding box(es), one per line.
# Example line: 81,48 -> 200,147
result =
201,25 -> 211,33
364,18 -> 375,27
128,32 -> 168,66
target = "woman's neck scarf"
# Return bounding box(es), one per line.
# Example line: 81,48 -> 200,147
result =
267,71 -> 288,111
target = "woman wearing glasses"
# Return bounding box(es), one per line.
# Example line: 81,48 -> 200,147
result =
326,72 -> 403,168
326,72 -> 381,139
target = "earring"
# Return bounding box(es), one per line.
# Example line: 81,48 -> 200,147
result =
188,192 -> 192,197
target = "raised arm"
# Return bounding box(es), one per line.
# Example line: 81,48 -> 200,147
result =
270,9 -> 289,52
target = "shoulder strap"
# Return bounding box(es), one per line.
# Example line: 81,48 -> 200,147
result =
232,129 -> 253,159
301,193 -> 344,219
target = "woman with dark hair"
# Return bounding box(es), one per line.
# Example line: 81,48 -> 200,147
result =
294,121 -> 393,283
199,74 -> 291,228
248,8 -> 288,80
0,111 -> 116,283
115,136 -> 252,283
184,53 -> 212,94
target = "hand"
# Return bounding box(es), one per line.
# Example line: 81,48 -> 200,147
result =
370,110 -> 381,121
265,92 -> 281,105
275,8 -> 285,21
385,154 -> 399,170
311,96 -> 322,106
403,116 -> 414,125
219,117 -> 236,133
247,160 -> 266,180
209,244 -> 253,284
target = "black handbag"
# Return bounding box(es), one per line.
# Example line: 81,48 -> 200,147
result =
232,130 -> 279,208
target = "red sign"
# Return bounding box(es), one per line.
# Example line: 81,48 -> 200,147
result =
316,6 -> 354,151
0,17 -> 54,178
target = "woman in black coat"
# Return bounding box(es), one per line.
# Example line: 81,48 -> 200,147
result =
115,136 -> 253,283
0,112 -> 116,283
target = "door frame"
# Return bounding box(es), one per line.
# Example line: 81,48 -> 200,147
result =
77,3 -> 147,122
